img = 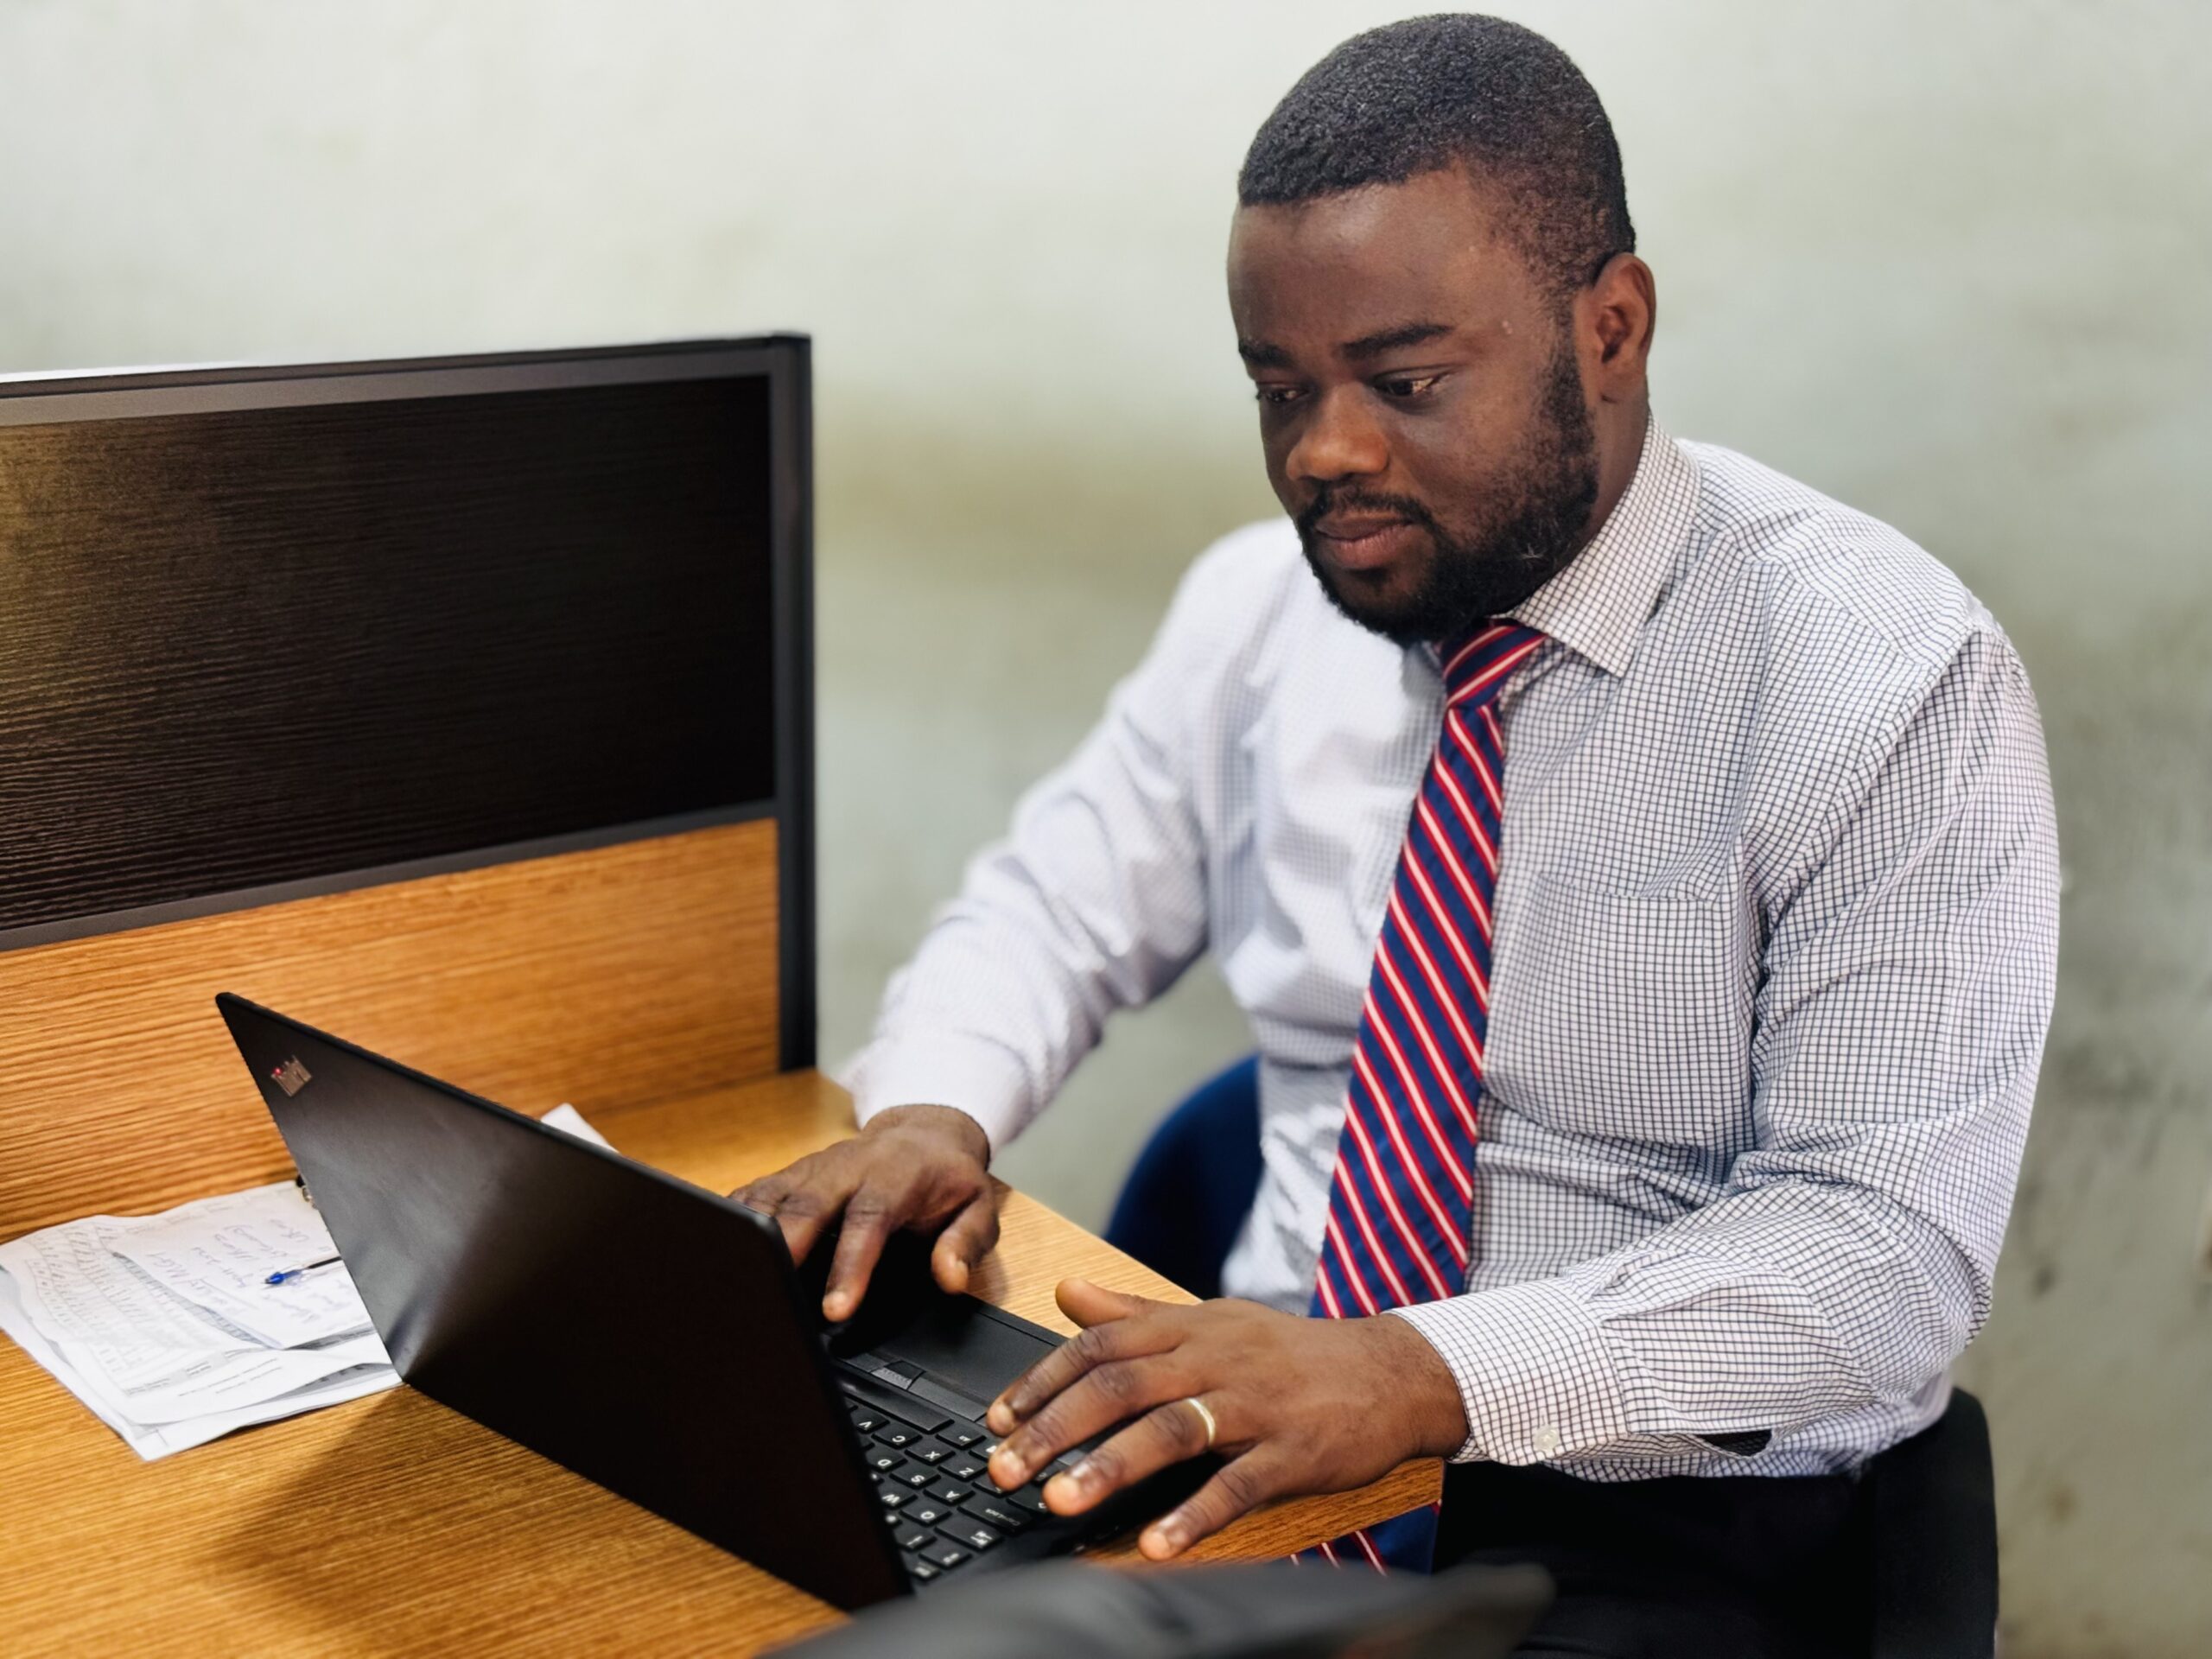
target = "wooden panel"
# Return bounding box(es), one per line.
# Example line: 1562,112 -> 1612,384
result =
0,819 -> 778,1241
0,1071 -> 1440,1658
0,372 -> 776,939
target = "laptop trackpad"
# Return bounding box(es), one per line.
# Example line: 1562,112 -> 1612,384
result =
864,1296 -> 1056,1405
814,1230 -> 1058,1412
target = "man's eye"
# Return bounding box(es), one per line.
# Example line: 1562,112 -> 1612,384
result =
1253,385 -> 1306,408
1377,373 -> 1446,399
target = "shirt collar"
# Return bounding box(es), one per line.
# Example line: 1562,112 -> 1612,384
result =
1503,416 -> 1699,679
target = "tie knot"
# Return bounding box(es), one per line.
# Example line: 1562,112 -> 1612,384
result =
1438,622 -> 1545,708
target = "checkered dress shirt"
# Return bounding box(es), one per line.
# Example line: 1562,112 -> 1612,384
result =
849,419 -> 2060,1478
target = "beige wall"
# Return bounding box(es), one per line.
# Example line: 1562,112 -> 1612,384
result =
3,3 -> 2207,1650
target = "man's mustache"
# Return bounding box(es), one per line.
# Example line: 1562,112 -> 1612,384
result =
1294,488 -> 1440,539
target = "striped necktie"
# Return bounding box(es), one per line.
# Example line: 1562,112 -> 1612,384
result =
1295,620 -> 1545,1573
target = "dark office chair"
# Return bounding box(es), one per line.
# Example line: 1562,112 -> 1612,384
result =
1103,1054 -> 1265,1300
1104,1057 -> 2000,1659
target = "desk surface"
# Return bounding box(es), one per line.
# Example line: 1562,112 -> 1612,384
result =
0,1070 -> 1440,1656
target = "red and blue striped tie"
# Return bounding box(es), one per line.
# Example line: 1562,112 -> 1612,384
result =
1295,620 -> 1546,1573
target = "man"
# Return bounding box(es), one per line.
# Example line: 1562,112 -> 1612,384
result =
741,15 -> 2058,1652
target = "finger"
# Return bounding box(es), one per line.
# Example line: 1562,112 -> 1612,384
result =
735,1158 -> 853,1268
762,1167 -> 861,1271
986,1300 -> 1179,1436
1054,1277 -> 1156,1329
931,1190 -> 999,1294
1139,1449 -> 1289,1560
731,1171 -> 791,1220
823,1188 -> 912,1321
990,1354 -> 1191,1488
1040,1394 -> 1221,1518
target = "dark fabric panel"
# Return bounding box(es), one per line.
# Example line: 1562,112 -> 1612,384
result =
0,373 -> 775,932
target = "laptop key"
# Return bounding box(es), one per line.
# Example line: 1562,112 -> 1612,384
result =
1006,1484 -> 1052,1514
906,1501 -> 954,1528
942,1455 -> 988,1483
895,1525 -> 933,1553
899,1466 -> 936,1490
929,1481 -> 973,1506
877,1488 -> 912,1511
908,1440 -> 954,1465
901,1554 -> 940,1583
944,1427 -> 985,1449
923,1541 -> 970,1572
872,1426 -> 918,1450
850,1411 -> 886,1435
886,1401 -> 952,1435
962,1497 -> 1031,1535
865,1450 -> 902,1475
940,1520 -> 1001,1553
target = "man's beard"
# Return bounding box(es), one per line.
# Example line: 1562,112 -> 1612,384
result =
1295,340 -> 1600,647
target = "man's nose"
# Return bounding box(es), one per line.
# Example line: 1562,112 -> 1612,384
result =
1285,385 -> 1389,486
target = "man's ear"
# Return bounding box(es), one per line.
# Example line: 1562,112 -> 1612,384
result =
1583,251 -> 1656,403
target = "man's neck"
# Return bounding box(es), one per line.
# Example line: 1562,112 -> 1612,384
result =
1578,392 -> 1652,554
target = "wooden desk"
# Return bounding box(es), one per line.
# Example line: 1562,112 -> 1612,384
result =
0,1070 -> 1440,1656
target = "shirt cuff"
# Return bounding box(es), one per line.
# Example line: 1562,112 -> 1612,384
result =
841,1033 -> 1035,1158
1388,1277 -> 1630,1465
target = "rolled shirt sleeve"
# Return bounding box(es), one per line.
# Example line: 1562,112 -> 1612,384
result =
1392,631 -> 2059,1465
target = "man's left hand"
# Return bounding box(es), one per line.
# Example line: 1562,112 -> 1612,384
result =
982,1279 -> 1468,1560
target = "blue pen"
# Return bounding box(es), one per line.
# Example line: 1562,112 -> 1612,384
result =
265,1255 -> 340,1286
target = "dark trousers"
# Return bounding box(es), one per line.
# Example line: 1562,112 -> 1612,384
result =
1437,1461 -> 1869,1658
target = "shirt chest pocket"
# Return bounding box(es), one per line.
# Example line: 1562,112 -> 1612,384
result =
1487,876 -> 1760,1154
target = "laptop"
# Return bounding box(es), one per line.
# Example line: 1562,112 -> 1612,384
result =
215,993 -> 1210,1611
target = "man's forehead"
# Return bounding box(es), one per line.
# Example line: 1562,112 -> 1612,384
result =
1227,171 -> 1528,341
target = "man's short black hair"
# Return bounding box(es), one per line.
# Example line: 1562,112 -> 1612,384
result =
1239,14 -> 1633,303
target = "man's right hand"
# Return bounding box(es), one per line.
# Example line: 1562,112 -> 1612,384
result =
733,1104 -> 998,1322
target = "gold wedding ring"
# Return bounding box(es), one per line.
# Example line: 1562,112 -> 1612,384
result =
1181,1395 -> 1219,1451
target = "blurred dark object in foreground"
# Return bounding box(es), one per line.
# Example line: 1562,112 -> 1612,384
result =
772,1559 -> 1552,1658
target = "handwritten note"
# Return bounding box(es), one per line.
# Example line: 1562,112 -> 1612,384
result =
111,1184 -> 372,1350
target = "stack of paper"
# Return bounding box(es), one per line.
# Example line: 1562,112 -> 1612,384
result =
0,1180 -> 397,1459
0,1103 -> 611,1459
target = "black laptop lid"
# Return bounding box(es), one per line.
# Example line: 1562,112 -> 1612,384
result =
215,992 -> 907,1610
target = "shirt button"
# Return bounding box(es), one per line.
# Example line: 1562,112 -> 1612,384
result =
1533,1424 -> 1561,1458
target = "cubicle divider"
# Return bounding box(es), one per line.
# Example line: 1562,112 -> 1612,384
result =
0,338 -> 814,1242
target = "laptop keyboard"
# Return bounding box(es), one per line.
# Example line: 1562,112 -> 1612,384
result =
840,1379 -> 1062,1584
